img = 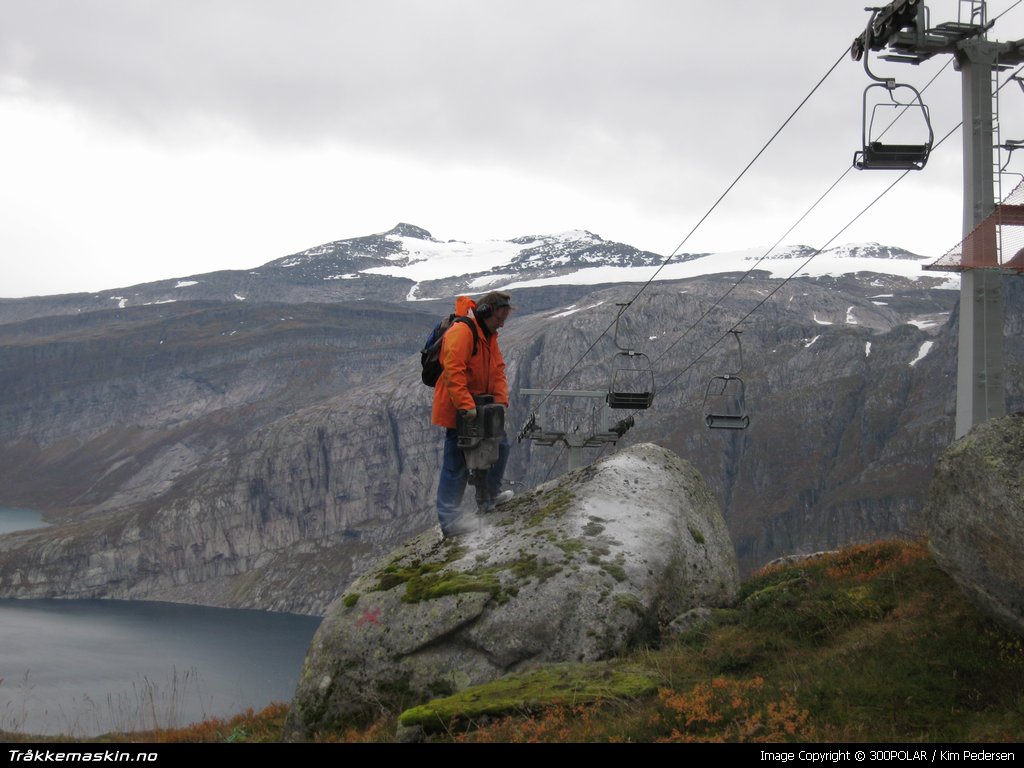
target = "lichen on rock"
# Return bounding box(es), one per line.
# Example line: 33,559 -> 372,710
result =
283,442 -> 739,739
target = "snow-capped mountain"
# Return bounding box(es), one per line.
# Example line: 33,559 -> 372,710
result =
0,223 -> 956,325
268,223 -> 956,301
267,224 -> 672,301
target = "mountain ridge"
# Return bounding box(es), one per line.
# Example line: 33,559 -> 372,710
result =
0,224 -> 950,326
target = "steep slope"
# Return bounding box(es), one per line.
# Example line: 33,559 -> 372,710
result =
2,268 -> 1007,613
0,300 -> 437,515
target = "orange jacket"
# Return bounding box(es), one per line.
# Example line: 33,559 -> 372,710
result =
431,295 -> 509,429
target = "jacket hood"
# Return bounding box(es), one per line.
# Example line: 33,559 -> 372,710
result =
455,295 -> 477,316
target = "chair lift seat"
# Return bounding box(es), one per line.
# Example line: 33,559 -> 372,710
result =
606,391 -> 654,410
705,413 -> 751,430
606,347 -> 655,410
855,141 -> 930,170
702,373 -> 749,430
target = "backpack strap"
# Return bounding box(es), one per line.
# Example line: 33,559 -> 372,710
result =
451,315 -> 479,356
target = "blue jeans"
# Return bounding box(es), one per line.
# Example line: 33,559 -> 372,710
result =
436,428 -> 510,534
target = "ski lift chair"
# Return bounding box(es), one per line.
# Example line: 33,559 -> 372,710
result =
606,350 -> 655,410
703,375 -> 750,429
702,329 -> 750,430
852,12 -> 933,172
605,303 -> 655,410
853,82 -> 933,170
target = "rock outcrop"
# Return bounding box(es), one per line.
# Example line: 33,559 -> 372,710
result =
924,413 -> 1024,636
283,442 -> 738,738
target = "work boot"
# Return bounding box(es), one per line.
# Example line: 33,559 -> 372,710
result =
479,490 -> 513,514
441,515 -> 478,540
492,490 -> 514,506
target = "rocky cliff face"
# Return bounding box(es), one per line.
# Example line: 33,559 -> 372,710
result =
0,300 -> 437,513
924,413 -> 1024,636
0,268 -> 1018,615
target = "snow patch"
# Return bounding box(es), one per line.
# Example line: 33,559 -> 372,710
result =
362,239 -> 527,282
865,341 -> 872,357
804,335 -> 821,348
551,300 -> 605,318
234,294 -> 246,301
845,306 -> 858,325
909,340 -> 934,367
812,313 -> 832,326
175,280 -> 198,288
274,235 -> 963,298
469,273 -> 515,289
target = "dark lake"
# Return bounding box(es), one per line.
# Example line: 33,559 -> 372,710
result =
0,509 -> 322,737
0,598 -> 321,737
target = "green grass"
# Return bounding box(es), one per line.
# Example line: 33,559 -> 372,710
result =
6,539 -> 1023,742
408,540 -> 1024,743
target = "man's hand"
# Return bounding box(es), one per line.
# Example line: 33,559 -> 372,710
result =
462,408 -> 478,421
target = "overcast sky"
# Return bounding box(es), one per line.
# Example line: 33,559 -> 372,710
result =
3,0 -> 1023,298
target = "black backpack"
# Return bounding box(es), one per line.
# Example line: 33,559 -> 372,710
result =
420,314 -> 479,387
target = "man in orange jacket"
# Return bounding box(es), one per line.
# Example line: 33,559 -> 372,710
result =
432,290 -> 514,537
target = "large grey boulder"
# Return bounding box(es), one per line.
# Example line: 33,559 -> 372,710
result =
283,442 -> 738,738
924,413 -> 1024,635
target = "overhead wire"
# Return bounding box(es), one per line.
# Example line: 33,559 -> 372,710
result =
648,0 -> 1024,410
657,120 -> 965,398
994,0 -> 1024,22
522,2 -> 1024,453
517,45 -> 851,429
554,4 -> 1019,428
651,55 -> 955,370
669,31 -> 1024,392
577,40 -> 958,426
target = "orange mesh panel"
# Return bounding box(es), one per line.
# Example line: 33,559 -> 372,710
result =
926,178 -> 1024,272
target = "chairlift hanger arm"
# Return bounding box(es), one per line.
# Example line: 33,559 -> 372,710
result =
851,0 -> 925,61
730,329 -> 743,374
850,0 -> 993,65
611,302 -> 633,352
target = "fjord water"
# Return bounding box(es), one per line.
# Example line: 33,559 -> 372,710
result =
0,507 -> 50,534
0,510 -> 321,737
0,598 -> 321,737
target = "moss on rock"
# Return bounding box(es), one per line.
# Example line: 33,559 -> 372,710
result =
397,662 -> 657,732
527,487 -> 575,527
